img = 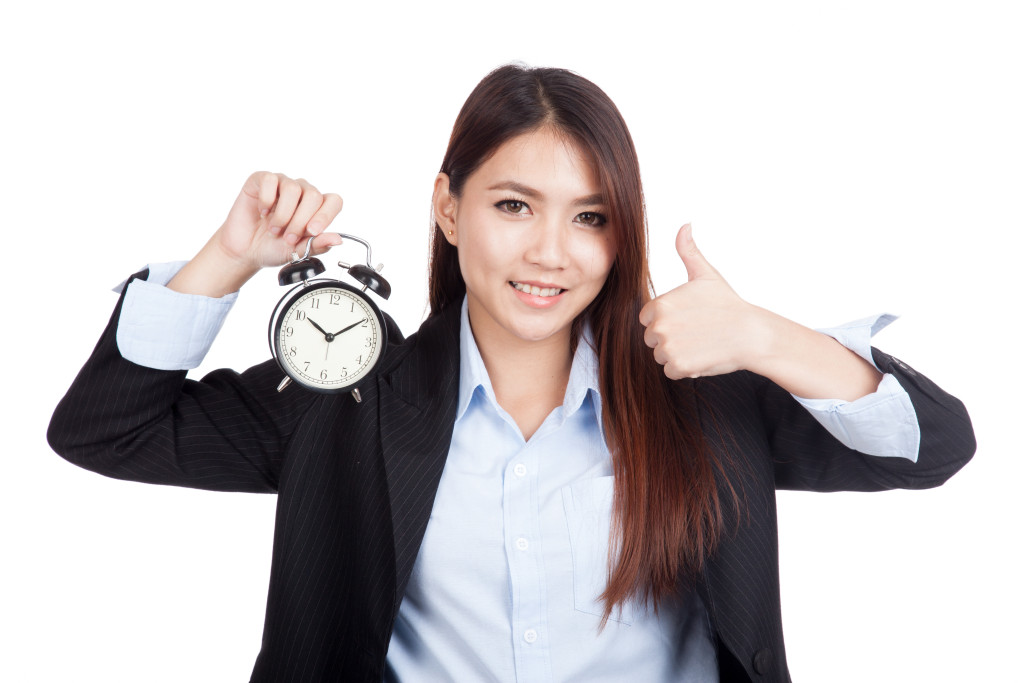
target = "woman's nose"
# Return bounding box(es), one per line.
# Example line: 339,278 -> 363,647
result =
523,219 -> 570,269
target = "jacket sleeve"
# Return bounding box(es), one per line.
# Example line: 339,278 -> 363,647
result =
748,348 -> 975,492
47,270 -> 318,493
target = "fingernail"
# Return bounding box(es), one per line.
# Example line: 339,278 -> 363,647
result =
269,225 -> 282,235
260,208 -> 270,217
284,233 -> 299,245
307,221 -> 323,235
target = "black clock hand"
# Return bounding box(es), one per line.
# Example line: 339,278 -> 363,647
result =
333,318 -> 368,337
307,317 -> 331,340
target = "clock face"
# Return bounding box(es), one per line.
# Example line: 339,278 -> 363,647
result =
273,282 -> 386,393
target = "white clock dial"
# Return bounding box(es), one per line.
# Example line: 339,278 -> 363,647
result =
274,283 -> 385,392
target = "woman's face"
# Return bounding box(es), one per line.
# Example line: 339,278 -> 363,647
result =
435,127 -> 617,353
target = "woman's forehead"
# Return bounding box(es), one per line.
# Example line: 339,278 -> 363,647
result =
470,128 -> 604,202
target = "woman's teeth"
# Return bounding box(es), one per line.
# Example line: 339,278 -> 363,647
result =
511,282 -> 563,297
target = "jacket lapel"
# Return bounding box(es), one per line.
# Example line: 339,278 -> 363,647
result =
377,304 -> 461,604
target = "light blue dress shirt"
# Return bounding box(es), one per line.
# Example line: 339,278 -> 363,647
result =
385,300 -> 718,681
113,264 -> 922,681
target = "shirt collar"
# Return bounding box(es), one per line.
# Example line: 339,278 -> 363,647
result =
455,297 -> 602,425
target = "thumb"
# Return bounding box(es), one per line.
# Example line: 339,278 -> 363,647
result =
675,223 -> 717,281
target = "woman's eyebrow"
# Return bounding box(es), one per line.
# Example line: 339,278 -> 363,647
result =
487,180 -> 606,207
488,180 -> 542,198
572,193 -> 606,208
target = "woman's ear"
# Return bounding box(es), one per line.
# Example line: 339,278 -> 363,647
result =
432,173 -> 458,246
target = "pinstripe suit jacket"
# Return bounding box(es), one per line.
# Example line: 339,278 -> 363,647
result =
47,270 -> 975,682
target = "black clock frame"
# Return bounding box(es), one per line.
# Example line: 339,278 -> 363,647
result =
269,278 -> 389,395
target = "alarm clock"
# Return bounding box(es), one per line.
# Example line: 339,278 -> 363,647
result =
268,234 -> 392,401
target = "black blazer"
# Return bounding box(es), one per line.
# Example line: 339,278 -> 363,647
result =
48,270 -> 975,682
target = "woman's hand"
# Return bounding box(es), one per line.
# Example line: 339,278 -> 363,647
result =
217,171 -> 344,269
639,224 -> 762,379
168,172 -> 345,298
639,224 -> 882,401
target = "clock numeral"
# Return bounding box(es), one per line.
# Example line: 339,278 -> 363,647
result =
303,361 -> 311,372
330,293 -> 341,305
350,301 -> 355,312
361,319 -> 368,327
356,355 -> 362,365
340,368 -> 348,378
320,370 -> 328,380
289,346 -> 298,357
310,298 -> 320,309
364,338 -> 372,348
285,326 -> 294,337
295,310 -> 307,321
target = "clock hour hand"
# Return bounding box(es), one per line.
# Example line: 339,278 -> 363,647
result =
306,317 -> 331,340
333,318 -> 368,337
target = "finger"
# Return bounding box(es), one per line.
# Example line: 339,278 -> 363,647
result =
281,179 -> 324,243
660,353 -> 693,381
664,364 -> 690,381
311,231 -> 344,255
642,325 -> 659,349
240,171 -> 279,217
675,223 -> 718,282
638,300 -> 654,327
255,172 -> 279,217
307,193 -> 344,235
268,176 -> 302,237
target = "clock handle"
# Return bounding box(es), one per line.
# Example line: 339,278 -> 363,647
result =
335,233 -> 375,267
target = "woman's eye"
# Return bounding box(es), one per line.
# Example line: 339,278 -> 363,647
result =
497,199 -> 528,214
576,211 -> 607,227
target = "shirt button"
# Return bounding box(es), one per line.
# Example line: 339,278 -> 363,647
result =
523,629 -> 538,644
515,537 -> 529,551
513,463 -> 527,477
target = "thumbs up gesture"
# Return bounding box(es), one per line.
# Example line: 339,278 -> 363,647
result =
640,224 -> 884,398
638,224 -> 764,380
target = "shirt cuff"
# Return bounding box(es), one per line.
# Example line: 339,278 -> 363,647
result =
790,313 -> 921,462
814,313 -> 899,370
114,262 -> 238,370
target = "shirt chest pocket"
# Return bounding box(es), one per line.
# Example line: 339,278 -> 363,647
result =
561,476 -> 634,625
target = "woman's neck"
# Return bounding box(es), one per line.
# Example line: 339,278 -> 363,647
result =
471,323 -> 573,442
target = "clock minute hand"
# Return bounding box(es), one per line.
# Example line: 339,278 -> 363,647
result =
333,318 -> 368,337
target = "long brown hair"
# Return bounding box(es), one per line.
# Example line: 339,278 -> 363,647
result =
428,64 -> 737,617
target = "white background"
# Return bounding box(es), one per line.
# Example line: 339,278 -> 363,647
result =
2,1 -> 1020,680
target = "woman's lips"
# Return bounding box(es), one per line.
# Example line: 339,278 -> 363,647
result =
510,281 -> 564,297
509,281 -> 567,308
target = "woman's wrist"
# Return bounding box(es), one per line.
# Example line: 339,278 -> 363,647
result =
744,307 -> 883,401
167,233 -> 260,298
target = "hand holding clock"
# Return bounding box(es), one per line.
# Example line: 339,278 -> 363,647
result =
168,172 -> 344,298
639,224 -> 882,401
154,171 -> 390,395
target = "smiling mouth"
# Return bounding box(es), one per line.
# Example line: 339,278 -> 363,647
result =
510,281 -> 565,297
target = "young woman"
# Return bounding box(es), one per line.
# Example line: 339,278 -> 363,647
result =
49,64 -> 974,682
